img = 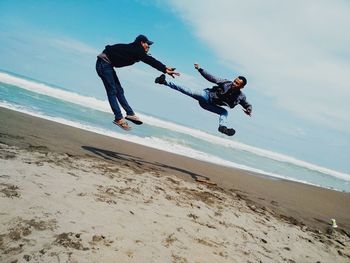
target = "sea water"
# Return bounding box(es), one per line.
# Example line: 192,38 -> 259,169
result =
1,71 -> 349,192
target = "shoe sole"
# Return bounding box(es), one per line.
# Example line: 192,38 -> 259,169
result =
226,131 -> 235,136
125,117 -> 143,125
218,128 -> 235,136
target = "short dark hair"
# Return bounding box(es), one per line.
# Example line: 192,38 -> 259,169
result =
238,76 -> 247,86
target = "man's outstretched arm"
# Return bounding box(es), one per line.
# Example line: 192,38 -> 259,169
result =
194,63 -> 227,84
240,97 -> 252,117
141,54 -> 180,78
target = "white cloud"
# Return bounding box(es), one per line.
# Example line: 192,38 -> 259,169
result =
49,37 -> 99,55
167,0 -> 350,132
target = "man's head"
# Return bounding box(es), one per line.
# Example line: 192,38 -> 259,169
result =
135,34 -> 153,53
232,76 -> 247,89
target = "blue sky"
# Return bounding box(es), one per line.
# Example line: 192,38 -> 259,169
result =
0,0 -> 349,172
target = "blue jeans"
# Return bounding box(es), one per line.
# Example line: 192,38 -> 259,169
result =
166,82 -> 228,126
96,58 -> 134,120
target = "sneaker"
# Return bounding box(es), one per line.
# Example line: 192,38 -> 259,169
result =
155,74 -> 166,84
218,126 -> 235,136
125,115 -> 143,125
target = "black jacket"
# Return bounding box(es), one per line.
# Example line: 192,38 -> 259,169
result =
103,42 -> 167,73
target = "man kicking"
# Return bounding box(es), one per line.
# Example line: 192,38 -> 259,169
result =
155,63 -> 252,136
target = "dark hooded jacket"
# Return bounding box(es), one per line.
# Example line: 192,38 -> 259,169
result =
103,41 -> 167,73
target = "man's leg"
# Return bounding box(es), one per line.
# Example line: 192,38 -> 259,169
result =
156,73 -> 206,100
198,101 -> 228,125
165,82 -> 206,101
96,59 -> 123,121
113,72 -> 135,116
198,101 -> 235,136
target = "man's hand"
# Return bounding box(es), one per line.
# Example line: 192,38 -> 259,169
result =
194,63 -> 200,69
166,67 -> 180,78
243,108 -> 252,117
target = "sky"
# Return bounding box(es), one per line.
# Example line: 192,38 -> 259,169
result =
0,0 -> 349,172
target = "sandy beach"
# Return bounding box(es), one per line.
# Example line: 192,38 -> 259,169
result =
0,107 -> 349,262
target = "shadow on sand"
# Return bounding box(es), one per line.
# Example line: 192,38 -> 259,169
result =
82,145 -> 209,181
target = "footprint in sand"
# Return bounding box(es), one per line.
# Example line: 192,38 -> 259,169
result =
54,232 -> 89,251
0,183 -> 21,198
89,235 -> 114,248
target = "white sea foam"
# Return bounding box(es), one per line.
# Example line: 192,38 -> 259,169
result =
0,72 -> 111,113
1,71 -> 350,182
0,100 -> 331,191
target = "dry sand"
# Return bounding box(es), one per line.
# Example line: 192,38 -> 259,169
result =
0,107 -> 349,262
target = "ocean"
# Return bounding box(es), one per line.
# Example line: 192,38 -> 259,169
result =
1,71 -> 349,192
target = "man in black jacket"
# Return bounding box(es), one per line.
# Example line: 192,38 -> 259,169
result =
96,34 -> 179,130
155,63 -> 252,136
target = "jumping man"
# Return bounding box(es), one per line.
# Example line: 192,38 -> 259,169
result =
96,34 -> 180,130
155,63 -> 252,136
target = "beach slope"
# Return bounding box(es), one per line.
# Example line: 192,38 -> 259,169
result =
1,107 -> 349,262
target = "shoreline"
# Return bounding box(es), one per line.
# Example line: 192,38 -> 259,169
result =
1,104 -> 347,192
1,106 -> 349,231
1,106 -> 350,262
3,101 -> 348,194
